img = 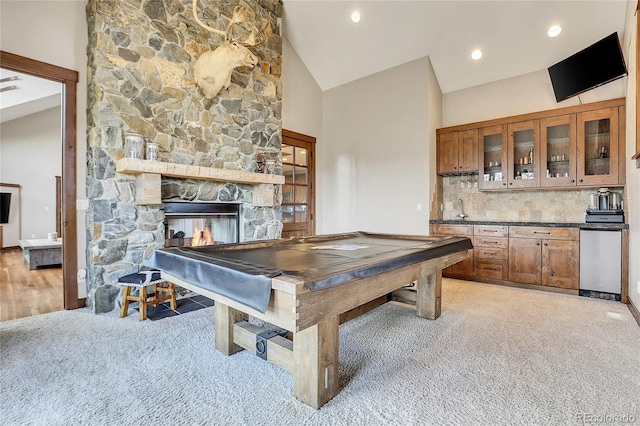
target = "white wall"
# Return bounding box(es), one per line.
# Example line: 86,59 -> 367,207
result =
0,107 -> 62,242
321,57 -> 437,235
282,38 -> 323,141
0,0 -> 88,296
281,37 -> 324,231
622,0 -> 639,310
443,69 -> 626,127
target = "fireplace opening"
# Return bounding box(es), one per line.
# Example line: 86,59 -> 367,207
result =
163,202 -> 240,248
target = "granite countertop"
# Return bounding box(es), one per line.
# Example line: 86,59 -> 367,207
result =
429,219 -> 629,230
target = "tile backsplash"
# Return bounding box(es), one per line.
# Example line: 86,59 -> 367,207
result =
440,176 -> 624,223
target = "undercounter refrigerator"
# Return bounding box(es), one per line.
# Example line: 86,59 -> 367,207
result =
579,230 -> 622,301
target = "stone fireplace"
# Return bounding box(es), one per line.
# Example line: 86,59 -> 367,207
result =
85,0 -> 283,313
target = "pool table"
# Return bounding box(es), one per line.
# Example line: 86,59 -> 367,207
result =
148,232 -> 472,408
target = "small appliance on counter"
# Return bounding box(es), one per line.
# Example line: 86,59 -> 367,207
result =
585,187 -> 624,223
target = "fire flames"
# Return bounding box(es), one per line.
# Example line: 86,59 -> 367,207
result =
191,226 -> 214,247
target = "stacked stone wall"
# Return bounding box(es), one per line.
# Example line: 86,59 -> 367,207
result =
85,0 -> 283,312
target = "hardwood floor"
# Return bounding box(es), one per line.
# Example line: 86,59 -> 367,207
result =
0,248 -> 63,321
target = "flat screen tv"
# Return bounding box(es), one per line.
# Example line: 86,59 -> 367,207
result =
0,193 -> 11,224
548,32 -> 627,102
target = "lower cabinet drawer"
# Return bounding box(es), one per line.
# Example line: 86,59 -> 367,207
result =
474,247 -> 508,261
474,236 -> 509,249
475,259 -> 508,280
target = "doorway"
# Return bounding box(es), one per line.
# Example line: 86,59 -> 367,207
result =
281,129 -> 316,238
0,51 -> 79,311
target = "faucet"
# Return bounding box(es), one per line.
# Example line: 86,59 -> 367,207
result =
455,199 -> 467,220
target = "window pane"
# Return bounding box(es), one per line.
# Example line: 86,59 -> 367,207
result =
282,205 -> 293,223
283,184 -> 293,203
283,164 -> 294,184
294,205 -> 307,222
294,186 -> 307,204
293,167 -> 308,185
294,147 -> 307,166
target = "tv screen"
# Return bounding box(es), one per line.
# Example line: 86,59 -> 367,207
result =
548,32 -> 627,102
0,193 -> 11,224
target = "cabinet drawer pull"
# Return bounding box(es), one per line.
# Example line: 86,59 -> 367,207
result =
482,251 -> 496,256
533,231 -> 551,234
483,229 -> 498,233
544,243 -> 548,246
482,267 -> 499,271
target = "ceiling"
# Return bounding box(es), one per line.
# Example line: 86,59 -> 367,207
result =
281,0 -> 630,92
0,69 -> 62,124
0,1 -> 630,124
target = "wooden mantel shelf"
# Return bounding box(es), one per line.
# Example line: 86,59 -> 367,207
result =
116,158 -> 284,206
116,158 -> 285,185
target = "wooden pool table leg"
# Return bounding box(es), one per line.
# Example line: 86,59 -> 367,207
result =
293,316 -> 339,409
214,301 -> 247,355
416,270 -> 442,320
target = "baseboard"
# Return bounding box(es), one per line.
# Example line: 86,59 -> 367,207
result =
77,298 -> 86,309
628,299 -> 640,327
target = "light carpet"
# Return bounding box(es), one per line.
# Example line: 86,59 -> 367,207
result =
1,279 -> 639,425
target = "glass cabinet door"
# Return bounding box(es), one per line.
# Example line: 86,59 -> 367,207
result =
479,125 -> 508,190
507,120 -> 539,188
540,115 -> 576,187
576,108 -> 619,186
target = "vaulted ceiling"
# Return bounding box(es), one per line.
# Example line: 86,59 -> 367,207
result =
0,1 -> 631,123
282,0 -> 629,93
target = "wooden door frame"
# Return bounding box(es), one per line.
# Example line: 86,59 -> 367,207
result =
282,129 -> 316,236
1,51 -> 80,310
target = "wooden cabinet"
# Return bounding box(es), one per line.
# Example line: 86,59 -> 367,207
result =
478,125 -> 508,190
576,107 -> 620,186
540,114 -> 577,188
508,226 -> 579,290
441,98 -> 626,191
430,224 -> 474,278
473,225 -> 509,280
507,120 -> 540,189
437,130 -> 478,174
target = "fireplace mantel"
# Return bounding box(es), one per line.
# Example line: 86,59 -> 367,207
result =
116,158 -> 284,206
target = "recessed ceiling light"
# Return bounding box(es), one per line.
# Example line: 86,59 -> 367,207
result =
471,49 -> 483,60
547,24 -> 562,38
351,11 -> 361,23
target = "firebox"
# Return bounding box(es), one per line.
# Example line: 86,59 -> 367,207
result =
163,202 -> 240,248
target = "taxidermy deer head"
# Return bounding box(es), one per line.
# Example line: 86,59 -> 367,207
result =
192,0 -> 265,99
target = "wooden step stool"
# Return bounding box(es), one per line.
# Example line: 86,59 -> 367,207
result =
118,271 -> 177,321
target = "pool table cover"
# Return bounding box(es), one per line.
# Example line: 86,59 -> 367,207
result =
145,231 -> 473,313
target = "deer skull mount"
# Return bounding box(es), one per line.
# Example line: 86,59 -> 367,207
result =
192,0 -> 266,100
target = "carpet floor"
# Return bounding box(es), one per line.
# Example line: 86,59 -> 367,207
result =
1,279 -> 638,425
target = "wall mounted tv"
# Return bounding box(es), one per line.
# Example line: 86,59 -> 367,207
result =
548,32 -> 627,102
0,193 -> 11,224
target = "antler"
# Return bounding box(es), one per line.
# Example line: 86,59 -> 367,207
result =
241,17 -> 268,47
193,0 -> 265,46
192,0 -> 227,39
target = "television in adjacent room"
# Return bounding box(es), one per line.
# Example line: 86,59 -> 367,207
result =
548,32 -> 627,102
0,192 -> 11,224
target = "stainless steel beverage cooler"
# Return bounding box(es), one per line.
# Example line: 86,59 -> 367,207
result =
579,230 -> 622,300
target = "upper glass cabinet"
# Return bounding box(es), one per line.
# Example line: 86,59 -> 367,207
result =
540,115 -> 576,187
507,120 -> 539,189
576,108 -> 619,186
479,125 -> 507,190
